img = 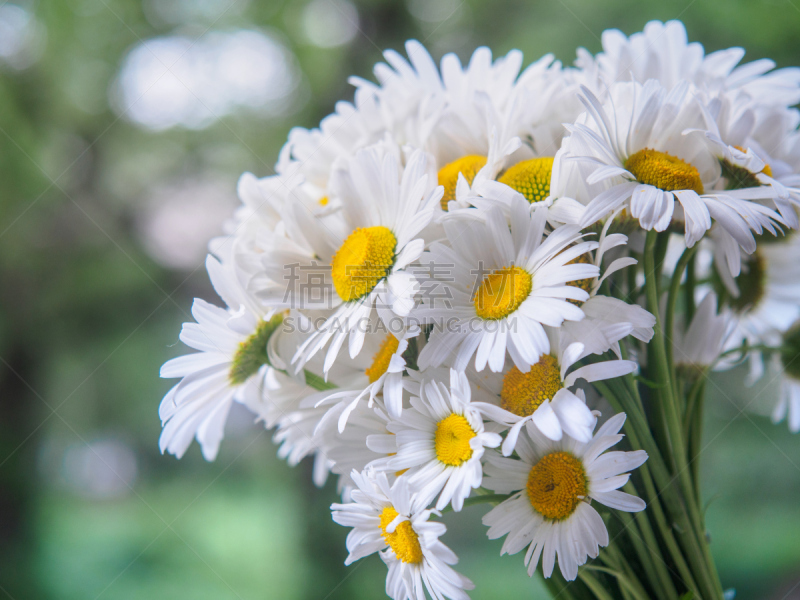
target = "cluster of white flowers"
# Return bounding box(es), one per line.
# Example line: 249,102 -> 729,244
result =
158,21 -> 800,598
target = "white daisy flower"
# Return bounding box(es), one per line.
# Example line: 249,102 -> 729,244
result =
720,233 -> 800,383
482,413 -> 648,581
416,198 -> 598,374
379,370 -> 502,512
313,319 -> 420,432
434,59 -> 581,211
741,135 -> 800,231
686,92 -> 800,230
579,20 -> 800,105
208,171 -> 291,268
554,80 -> 784,253
354,40 -> 580,214
347,42 -> 523,204
469,326 -> 635,453
324,400 -> 395,496
431,61 -> 583,212
353,40 -> 524,135
273,401 -> 335,488
672,291 -> 737,371
276,86 -> 393,195
158,254 -> 285,460
257,143 -> 440,374
271,320 -> 413,473
748,112 -> 800,205
331,469 -> 474,600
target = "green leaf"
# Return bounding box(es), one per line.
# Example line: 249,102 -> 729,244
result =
304,370 -> 337,391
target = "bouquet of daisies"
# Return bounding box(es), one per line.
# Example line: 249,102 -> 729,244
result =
157,20 -> 800,600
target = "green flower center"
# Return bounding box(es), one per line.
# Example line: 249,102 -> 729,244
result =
229,314 -> 283,384
781,321 -> 800,381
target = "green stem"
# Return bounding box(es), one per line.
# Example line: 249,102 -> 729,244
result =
654,231 -> 671,296
682,373 -> 707,440
635,463 -> 701,597
688,381 -> 707,508
626,253 -> 639,303
643,232 -> 680,447
546,570 -> 594,600
644,231 -> 723,599
618,487 -> 679,600
684,251 -> 697,324
593,380 -> 700,596
599,537 -> 655,600
716,343 -> 779,361
304,370 -> 338,391
584,565 -> 651,600
666,244 -> 698,393
644,233 -> 698,508
594,339 -> 723,598
578,569 -> 617,600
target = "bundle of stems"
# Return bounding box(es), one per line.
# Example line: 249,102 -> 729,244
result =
456,229 -> 726,600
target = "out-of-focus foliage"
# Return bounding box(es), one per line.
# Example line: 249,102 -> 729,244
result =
0,0 -> 798,598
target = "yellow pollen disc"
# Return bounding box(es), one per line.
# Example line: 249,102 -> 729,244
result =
500,356 -> 563,417
434,414 -> 477,466
527,451 -> 588,521
497,157 -> 554,203
318,195 -> 329,206
365,334 -> 400,383
379,506 -> 423,564
474,266 -> 532,320
624,148 -> 704,194
331,226 -> 397,302
437,155 -> 488,210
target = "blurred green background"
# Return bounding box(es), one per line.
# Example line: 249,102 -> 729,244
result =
1,0 -> 799,598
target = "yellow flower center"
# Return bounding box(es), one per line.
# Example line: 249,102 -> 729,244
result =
229,314 -> 284,384
527,451 -> 588,521
331,226 -> 397,302
365,334 -> 400,383
497,157 -> 554,203
318,195 -> 329,206
500,356 -> 563,417
437,155 -> 487,210
624,148 -> 704,194
434,414 -> 477,466
379,506 -> 423,564
474,266 -> 532,320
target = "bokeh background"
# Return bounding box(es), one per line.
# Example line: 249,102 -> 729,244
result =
1,0 -> 800,598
